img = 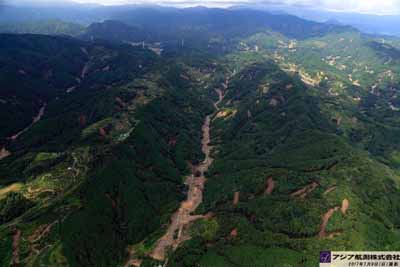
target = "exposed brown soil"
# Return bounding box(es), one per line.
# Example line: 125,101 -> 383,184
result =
124,246 -> 143,267
11,229 -> 21,267
125,259 -> 142,267
323,185 -> 336,195
66,86 -> 76,93
80,47 -> 88,55
214,78 -> 228,108
148,78 -> 227,262
105,193 -> 118,209
149,117 -> 210,260
180,74 -> 190,80
318,206 -> 339,238
168,137 -> 177,147
326,231 -> 343,238
115,97 -> 127,108
215,110 -> 231,119
81,63 -> 90,79
214,89 -> 224,110
291,181 -> 318,199
78,115 -> 87,127
34,104 -> 46,124
230,228 -> 238,238
222,79 -> 229,89
28,221 -> 57,244
8,104 -> 46,141
0,183 -> 22,198
233,191 -> 240,206
341,198 -> 349,215
0,147 -> 11,160
269,98 -> 279,107
264,177 -> 275,195
25,187 -> 56,199
99,128 -> 107,137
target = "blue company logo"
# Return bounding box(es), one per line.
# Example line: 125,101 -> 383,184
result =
320,251 -> 331,263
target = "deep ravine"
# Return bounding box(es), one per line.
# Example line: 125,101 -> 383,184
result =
144,79 -> 227,264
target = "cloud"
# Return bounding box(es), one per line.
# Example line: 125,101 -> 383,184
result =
307,0 -> 400,14
74,0 -> 248,6
9,0 -> 400,14
250,0 -> 400,14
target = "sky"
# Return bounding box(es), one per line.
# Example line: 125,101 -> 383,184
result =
76,0 -> 400,14
5,0 -> 400,15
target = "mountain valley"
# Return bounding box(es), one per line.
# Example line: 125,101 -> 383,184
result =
1,5 -> 400,267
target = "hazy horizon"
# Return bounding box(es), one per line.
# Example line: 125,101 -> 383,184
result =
4,0 -> 400,15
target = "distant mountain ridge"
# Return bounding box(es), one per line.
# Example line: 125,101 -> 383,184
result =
0,19 -> 85,36
235,4 -> 400,37
0,5 -> 355,39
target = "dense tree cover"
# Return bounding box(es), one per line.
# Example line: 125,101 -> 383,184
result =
60,72 -> 211,266
0,192 -> 33,224
0,34 -> 156,143
243,29 -> 400,164
1,8 -> 400,267
0,5 -> 354,40
81,20 -> 147,43
0,34 -> 87,139
0,34 -> 213,266
0,20 -> 85,36
168,57 -> 400,266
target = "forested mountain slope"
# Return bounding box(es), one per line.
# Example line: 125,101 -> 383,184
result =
0,20 -> 84,36
0,33 -> 214,266
1,7 -> 400,267
0,7 -> 354,46
169,58 -> 400,267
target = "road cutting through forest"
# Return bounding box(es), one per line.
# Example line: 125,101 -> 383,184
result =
148,79 -> 228,263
